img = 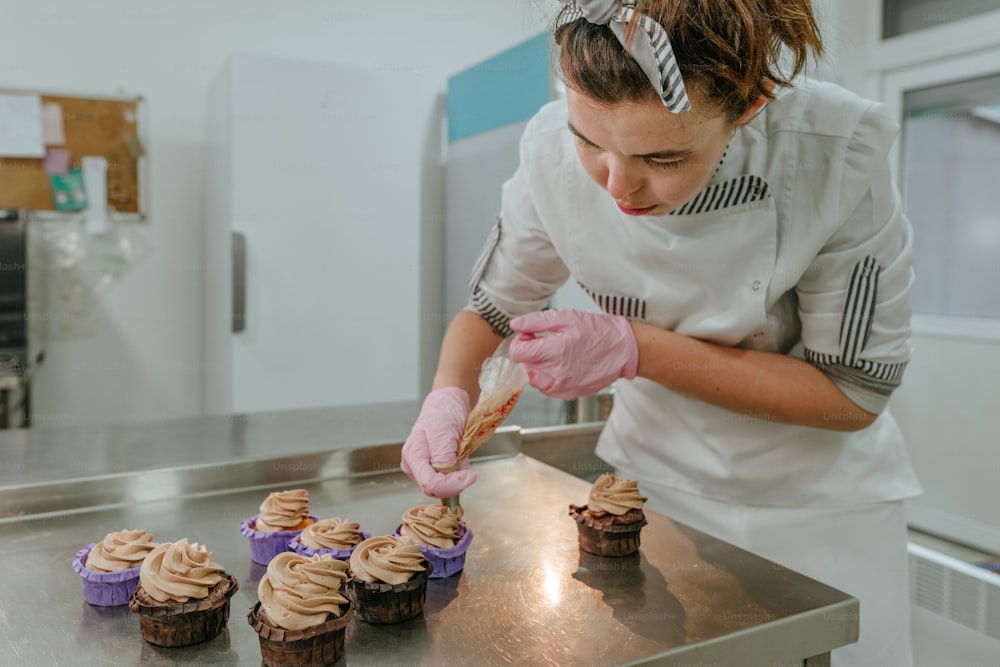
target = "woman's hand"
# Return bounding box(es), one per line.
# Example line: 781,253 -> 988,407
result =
400,387 -> 476,498
509,309 -> 638,399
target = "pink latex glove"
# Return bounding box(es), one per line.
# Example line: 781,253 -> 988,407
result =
509,309 -> 638,400
400,387 -> 477,498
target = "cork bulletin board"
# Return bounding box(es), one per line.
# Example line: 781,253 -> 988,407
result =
0,91 -> 145,218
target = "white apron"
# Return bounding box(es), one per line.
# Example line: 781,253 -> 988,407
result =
551,167 -> 919,508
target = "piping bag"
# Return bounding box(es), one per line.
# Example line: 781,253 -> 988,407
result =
434,337 -> 529,510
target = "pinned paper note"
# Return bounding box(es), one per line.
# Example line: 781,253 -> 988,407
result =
0,93 -> 45,157
42,103 -> 66,145
82,156 -> 108,234
50,168 -> 87,211
43,148 -> 71,174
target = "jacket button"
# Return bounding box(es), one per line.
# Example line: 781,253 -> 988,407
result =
752,281 -> 761,291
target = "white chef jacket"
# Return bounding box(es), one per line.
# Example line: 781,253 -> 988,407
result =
467,78 -> 923,508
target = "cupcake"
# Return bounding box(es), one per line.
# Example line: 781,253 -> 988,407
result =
347,536 -> 432,624
240,489 -> 317,564
289,517 -> 370,561
395,503 -> 472,578
248,552 -> 354,666
129,538 -> 239,647
569,473 -> 648,557
73,529 -> 157,606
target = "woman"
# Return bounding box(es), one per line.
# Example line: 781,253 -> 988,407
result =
402,1 -> 921,664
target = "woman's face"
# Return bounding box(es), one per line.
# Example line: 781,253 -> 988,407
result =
566,87 -> 735,216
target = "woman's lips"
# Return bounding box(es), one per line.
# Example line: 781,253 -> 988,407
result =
617,202 -> 657,216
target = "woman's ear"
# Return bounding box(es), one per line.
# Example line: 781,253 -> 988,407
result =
735,96 -> 768,127
733,81 -> 775,129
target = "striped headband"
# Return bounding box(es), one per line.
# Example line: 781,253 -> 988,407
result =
557,0 -> 691,113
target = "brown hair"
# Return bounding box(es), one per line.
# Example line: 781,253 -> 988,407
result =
555,0 -> 824,122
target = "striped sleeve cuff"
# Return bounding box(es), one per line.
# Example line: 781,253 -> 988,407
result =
804,349 -> 907,414
469,287 -> 514,338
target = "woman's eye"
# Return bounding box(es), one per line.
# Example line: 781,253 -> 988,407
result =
575,137 -> 600,151
646,158 -> 683,170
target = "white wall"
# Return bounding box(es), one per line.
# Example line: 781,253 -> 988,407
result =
810,0 -> 878,95
0,0 -> 551,426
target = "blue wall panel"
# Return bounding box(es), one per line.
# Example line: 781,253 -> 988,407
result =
447,33 -> 552,143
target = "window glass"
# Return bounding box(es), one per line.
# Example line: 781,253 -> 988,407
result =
900,72 -> 1000,318
883,0 -> 1000,38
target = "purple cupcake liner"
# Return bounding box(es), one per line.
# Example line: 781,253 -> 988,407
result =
394,523 -> 473,579
240,514 -> 319,565
288,530 -> 372,561
73,544 -> 142,607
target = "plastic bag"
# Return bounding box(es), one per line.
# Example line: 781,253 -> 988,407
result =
33,211 -> 152,340
34,216 -> 97,340
453,337 -> 529,466
82,210 -> 153,294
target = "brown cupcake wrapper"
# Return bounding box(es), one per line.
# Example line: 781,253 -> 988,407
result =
347,561 -> 432,624
569,505 -> 646,557
129,574 -> 239,617
129,574 -> 239,647
575,522 -> 644,557
248,600 -> 353,642
248,601 -> 353,666
348,560 -> 432,594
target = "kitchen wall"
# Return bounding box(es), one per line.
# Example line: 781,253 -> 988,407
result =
0,0 -> 551,426
5,0 -> 993,473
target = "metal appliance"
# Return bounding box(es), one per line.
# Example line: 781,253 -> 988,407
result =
0,208 -> 39,427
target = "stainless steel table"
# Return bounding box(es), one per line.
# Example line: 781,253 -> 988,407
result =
0,406 -> 857,666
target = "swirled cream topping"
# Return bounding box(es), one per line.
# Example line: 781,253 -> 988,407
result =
85,529 -> 156,572
588,473 -> 647,517
349,536 -> 425,585
258,553 -> 350,630
255,489 -> 310,533
138,539 -> 226,603
298,518 -> 363,550
399,504 -> 461,549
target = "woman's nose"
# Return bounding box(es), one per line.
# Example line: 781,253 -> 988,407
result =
604,158 -> 641,199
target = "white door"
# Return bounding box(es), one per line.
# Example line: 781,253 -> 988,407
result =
204,54 -> 443,415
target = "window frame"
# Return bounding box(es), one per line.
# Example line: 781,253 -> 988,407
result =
870,4 -> 1000,340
